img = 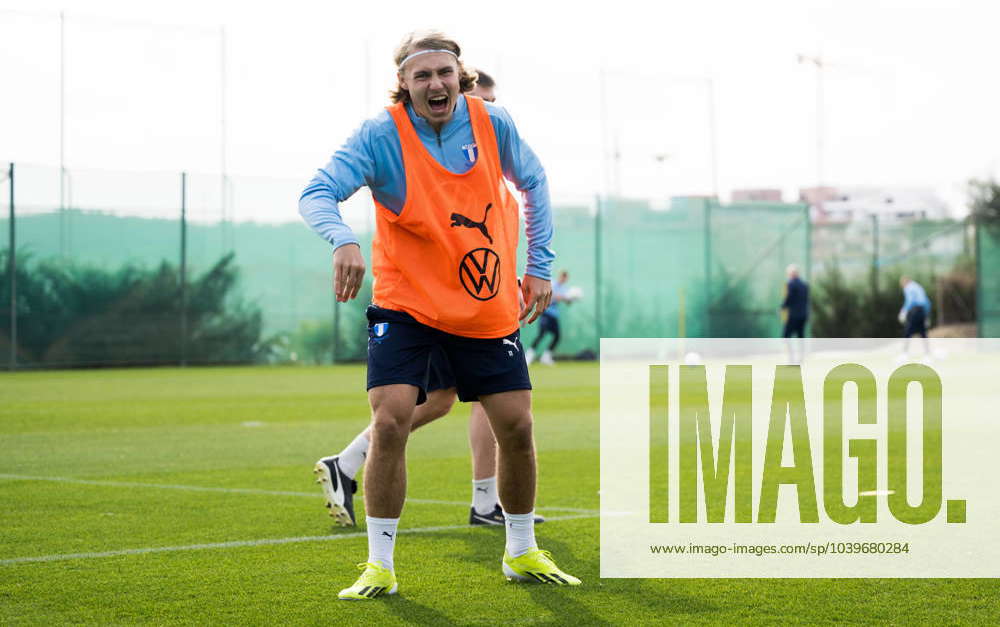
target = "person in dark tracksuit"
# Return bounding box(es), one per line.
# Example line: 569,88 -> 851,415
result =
781,264 -> 809,338
781,264 -> 809,364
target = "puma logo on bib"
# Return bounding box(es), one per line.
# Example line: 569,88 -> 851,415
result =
450,203 -> 493,244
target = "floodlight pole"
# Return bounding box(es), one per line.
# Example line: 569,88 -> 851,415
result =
597,68 -> 610,351
664,74 -> 720,199
363,37 -> 373,235
653,154 -> 670,204
219,25 -> 230,251
599,68 -> 613,199
604,67 -> 720,199
797,53 -> 826,208
705,76 -> 719,199
816,60 -> 824,192
59,10 -> 67,258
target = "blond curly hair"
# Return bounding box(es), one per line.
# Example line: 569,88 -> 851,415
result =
390,30 -> 477,104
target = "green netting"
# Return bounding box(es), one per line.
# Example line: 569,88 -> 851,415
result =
518,203 -> 598,358
1,178 -> 818,366
979,224 -> 1000,337
7,161 -> 990,368
709,202 -> 811,337
813,217 -> 968,281
808,216 -> 974,334
519,197 -> 810,357
599,198 -> 707,340
0,165 -> 341,367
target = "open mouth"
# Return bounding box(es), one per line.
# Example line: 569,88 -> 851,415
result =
428,94 -> 449,114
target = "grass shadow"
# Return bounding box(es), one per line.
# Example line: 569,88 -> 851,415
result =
418,526 -> 720,624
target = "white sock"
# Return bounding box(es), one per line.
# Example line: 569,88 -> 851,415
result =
337,432 -> 369,479
366,516 -> 399,571
503,511 -> 537,558
472,477 -> 498,515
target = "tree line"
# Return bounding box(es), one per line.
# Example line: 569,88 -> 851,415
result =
0,252 -> 263,367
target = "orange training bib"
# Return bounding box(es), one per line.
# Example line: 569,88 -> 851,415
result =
371,95 -> 521,338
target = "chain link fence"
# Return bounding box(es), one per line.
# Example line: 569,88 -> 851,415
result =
0,162 -> 990,368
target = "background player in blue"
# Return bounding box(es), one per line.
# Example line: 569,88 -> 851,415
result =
526,270 -> 572,365
899,276 -> 932,355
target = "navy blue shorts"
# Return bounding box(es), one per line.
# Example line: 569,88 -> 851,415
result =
366,305 -> 531,404
783,316 -> 807,338
426,345 -> 456,393
904,306 -> 928,338
538,312 -> 559,337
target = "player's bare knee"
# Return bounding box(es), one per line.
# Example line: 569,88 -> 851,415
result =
428,393 -> 456,420
492,413 -> 534,451
370,409 -> 411,446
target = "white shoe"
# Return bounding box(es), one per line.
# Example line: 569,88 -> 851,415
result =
526,348 -> 536,365
314,456 -> 357,526
540,350 -> 555,366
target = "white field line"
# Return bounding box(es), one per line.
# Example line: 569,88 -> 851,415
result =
0,513 -> 599,566
0,473 -> 599,514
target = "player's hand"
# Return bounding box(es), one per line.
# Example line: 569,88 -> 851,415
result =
520,275 -> 552,325
333,243 -> 366,302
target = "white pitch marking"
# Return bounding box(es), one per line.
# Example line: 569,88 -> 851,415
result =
0,514 -> 599,566
0,474 -> 320,498
858,490 -> 896,497
0,474 -> 598,514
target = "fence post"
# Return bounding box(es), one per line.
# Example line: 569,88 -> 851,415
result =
805,203 -> 812,338
180,172 -> 188,367
7,163 -> 15,371
871,213 -> 880,294
704,198 -> 713,333
804,203 -> 812,283
594,194 -> 603,350
975,220 -> 982,338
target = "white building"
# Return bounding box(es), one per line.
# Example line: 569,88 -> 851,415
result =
807,185 -> 951,223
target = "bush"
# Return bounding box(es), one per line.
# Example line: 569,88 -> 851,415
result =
936,255 -> 977,324
809,261 -> 973,337
809,263 -> 867,337
705,274 -> 771,338
0,251 -> 262,366
969,178 -> 1000,230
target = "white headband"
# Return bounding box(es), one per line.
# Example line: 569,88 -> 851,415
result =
398,48 -> 458,69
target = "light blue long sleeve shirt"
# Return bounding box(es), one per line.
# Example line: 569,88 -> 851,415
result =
901,280 -> 931,314
299,96 -> 555,280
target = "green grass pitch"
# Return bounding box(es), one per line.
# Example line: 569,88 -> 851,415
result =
1,363 -> 996,624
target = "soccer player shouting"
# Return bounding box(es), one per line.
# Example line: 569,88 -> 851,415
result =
313,68 -> 546,530
299,30 -> 580,599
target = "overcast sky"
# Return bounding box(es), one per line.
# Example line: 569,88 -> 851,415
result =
1,0 -> 998,222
